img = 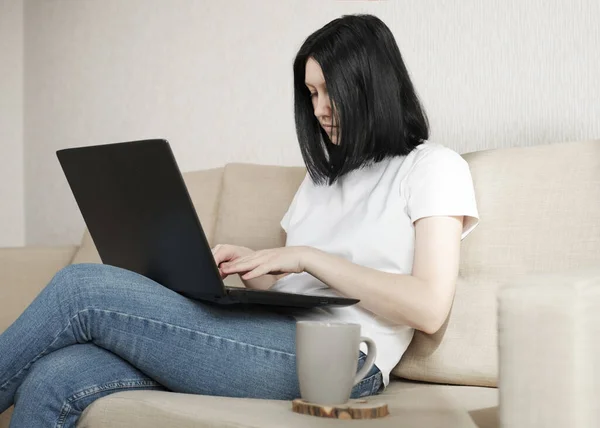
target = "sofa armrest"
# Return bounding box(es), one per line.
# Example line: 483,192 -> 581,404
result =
498,267 -> 600,428
0,246 -> 77,333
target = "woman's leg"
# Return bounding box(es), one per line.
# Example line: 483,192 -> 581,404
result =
0,263 -> 300,414
10,343 -> 166,427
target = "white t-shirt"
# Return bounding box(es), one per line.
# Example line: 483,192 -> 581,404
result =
273,141 -> 480,387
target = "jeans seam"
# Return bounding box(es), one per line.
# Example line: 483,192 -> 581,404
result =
83,308 -> 296,357
56,403 -> 72,428
56,379 -> 162,428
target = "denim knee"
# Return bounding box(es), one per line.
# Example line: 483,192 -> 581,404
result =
51,263 -> 124,290
52,263 -> 100,282
49,263 -> 103,296
49,263 -> 155,308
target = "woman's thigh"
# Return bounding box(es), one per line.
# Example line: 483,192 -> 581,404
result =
12,343 -> 166,428
68,264 -> 382,400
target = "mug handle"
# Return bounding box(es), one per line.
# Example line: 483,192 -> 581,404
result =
353,336 -> 377,386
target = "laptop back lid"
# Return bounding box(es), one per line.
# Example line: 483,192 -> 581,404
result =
57,139 -> 226,300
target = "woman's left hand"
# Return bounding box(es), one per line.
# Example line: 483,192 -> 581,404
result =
219,246 -> 314,280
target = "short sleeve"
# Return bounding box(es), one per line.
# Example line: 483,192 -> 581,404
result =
403,147 -> 479,240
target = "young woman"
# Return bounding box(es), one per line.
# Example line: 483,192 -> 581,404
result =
0,14 -> 478,427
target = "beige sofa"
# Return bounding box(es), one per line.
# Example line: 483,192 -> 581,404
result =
1,139 -> 599,428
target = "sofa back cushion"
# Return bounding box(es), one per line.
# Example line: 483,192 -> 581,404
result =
394,139 -> 600,386
457,139 -> 600,277
212,163 -> 305,250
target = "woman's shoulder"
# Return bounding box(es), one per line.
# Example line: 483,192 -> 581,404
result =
411,140 -> 462,159
403,140 -> 467,173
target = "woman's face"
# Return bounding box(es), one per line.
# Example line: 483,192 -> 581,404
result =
305,57 -> 339,144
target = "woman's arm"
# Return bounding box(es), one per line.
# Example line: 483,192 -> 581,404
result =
302,216 -> 464,334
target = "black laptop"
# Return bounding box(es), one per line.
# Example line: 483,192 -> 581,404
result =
56,139 -> 358,308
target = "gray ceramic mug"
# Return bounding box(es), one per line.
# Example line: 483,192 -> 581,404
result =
296,321 -> 377,405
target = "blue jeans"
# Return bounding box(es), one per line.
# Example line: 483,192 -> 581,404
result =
0,264 -> 382,427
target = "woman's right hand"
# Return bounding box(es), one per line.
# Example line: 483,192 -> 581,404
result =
211,244 -> 254,279
211,244 -> 289,290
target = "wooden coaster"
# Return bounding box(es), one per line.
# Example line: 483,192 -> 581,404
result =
292,398 -> 389,419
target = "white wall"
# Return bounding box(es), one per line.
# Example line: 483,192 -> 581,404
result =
17,0 -> 600,246
0,0 -> 25,247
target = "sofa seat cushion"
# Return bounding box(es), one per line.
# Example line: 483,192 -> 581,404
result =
391,381 -> 498,428
77,381 -> 495,428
